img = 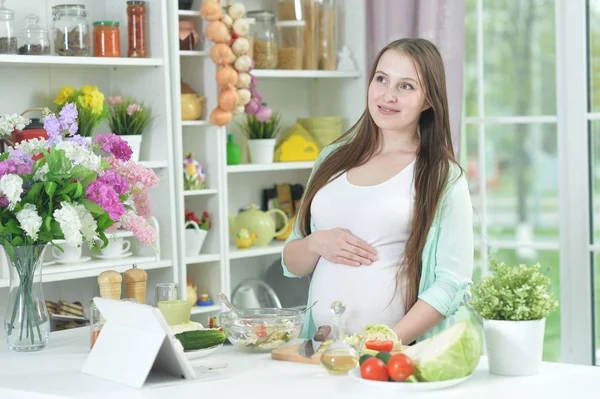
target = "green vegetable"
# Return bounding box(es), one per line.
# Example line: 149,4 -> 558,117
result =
359,354 -> 373,365
175,329 -> 226,351
470,260 -> 559,321
403,320 -> 481,382
376,351 -> 392,364
364,324 -> 398,342
406,375 -> 419,383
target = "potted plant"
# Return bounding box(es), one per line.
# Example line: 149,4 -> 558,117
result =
107,96 -> 155,162
470,260 -> 559,376
238,105 -> 281,164
54,85 -> 109,141
184,210 -> 210,256
0,103 -> 159,352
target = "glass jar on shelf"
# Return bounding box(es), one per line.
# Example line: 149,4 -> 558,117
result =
277,20 -> 305,70
277,0 -> 319,70
0,0 -> 17,54
247,10 -> 278,69
93,21 -> 120,57
18,14 -> 50,55
318,0 -> 337,70
127,0 -> 147,58
52,4 -> 90,56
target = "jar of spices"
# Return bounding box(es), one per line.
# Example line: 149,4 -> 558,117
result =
246,11 -> 278,69
52,4 -> 90,56
93,21 -> 120,57
318,0 -> 337,70
277,20 -> 305,70
17,14 -> 50,55
0,0 -> 16,54
179,21 -> 198,51
127,0 -> 147,58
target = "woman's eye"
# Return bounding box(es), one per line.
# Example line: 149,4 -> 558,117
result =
376,76 -> 387,84
400,83 -> 414,90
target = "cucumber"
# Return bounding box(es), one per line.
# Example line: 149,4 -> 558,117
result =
359,354 -> 373,366
376,351 -> 392,365
175,329 -> 226,351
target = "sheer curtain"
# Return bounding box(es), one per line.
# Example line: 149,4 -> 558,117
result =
367,0 -> 466,156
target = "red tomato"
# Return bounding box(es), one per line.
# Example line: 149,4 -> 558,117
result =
255,325 -> 267,338
360,358 -> 388,381
365,339 -> 394,352
387,353 -> 414,382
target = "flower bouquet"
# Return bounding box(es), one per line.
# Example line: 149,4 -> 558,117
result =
183,153 -> 206,190
54,85 -> 109,137
0,103 -> 159,352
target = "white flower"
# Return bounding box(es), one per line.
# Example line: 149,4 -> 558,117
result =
33,164 -> 49,182
55,141 -> 102,172
16,204 -> 42,241
76,205 -> 98,242
0,113 -> 30,137
0,174 -> 23,210
53,202 -> 83,246
15,138 -> 48,157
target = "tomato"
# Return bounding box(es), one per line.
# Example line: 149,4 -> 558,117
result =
360,358 -> 388,382
387,353 -> 414,382
365,339 -> 394,352
255,325 -> 267,338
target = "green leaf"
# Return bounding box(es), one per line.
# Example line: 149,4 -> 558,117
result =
38,231 -> 53,242
25,183 -> 43,203
45,216 -> 52,232
70,165 -> 92,179
81,172 -> 97,188
11,236 -> 23,246
6,220 -> 22,235
44,182 -> 57,198
73,182 -> 83,199
79,198 -> 105,215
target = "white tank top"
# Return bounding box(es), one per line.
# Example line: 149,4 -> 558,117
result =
309,160 -> 415,334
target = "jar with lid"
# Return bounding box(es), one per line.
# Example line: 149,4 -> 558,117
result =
0,0 -> 16,54
318,0 -> 337,70
18,14 -> 50,55
277,0 -> 319,70
246,11 -> 278,69
52,4 -> 90,56
93,21 -> 120,57
277,20 -> 305,70
127,0 -> 147,58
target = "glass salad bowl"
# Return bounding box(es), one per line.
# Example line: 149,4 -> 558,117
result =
219,308 -> 304,352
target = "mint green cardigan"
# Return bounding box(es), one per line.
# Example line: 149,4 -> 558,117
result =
281,142 -> 474,343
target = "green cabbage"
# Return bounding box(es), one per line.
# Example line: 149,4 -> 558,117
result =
403,320 -> 482,381
364,324 -> 398,342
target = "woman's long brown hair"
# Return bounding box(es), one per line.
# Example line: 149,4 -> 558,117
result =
297,38 -> 462,312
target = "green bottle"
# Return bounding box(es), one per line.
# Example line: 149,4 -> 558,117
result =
226,134 -> 241,165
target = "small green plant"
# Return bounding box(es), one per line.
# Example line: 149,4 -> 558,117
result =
107,96 -> 155,136
469,260 -> 559,321
237,109 -> 281,140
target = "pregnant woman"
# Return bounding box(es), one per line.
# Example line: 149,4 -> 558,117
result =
282,38 -> 474,345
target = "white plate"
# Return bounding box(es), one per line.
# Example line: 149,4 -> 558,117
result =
184,343 -> 223,360
348,368 -> 471,392
94,251 -> 133,260
55,256 -> 92,264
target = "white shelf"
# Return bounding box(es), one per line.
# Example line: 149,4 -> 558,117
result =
179,51 -> 209,57
182,120 -> 211,126
139,160 -> 168,169
229,241 -> 286,260
191,304 -> 221,315
251,69 -> 361,78
227,162 -> 315,173
183,189 -> 218,196
0,54 -> 163,68
178,10 -> 202,17
186,254 -> 221,264
42,258 -> 172,283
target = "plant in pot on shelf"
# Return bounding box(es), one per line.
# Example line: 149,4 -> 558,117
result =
237,105 -> 281,165
0,103 -> 159,352
184,211 -> 210,256
183,153 -> 207,190
469,260 -> 559,376
107,96 -> 155,162
54,85 -> 109,140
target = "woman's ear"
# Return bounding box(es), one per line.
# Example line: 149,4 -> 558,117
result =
421,101 -> 431,112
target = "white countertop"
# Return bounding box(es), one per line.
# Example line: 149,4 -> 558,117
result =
0,328 -> 598,399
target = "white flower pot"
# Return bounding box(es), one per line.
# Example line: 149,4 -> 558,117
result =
184,221 -> 207,256
248,139 -> 275,164
121,135 -> 143,162
483,318 -> 546,376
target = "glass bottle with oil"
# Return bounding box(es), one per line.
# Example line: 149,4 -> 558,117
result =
320,300 -> 359,375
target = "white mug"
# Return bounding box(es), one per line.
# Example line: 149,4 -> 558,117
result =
52,244 -> 82,262
100,238 -> 131,258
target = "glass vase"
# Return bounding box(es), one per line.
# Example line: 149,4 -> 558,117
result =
3,244 -> 50,352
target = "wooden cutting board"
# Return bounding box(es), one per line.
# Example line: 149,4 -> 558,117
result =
271,343 -> 322,365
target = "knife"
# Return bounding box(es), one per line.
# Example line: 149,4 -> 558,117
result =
299,325 -> 331,358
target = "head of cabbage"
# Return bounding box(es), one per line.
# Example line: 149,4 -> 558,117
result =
403,320 -> 482,381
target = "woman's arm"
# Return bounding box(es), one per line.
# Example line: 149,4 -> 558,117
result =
282,233 -> 321,277
392,300 -> 444,344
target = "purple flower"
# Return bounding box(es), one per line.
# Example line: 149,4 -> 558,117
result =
66,135 -> 88,147
0,159 -> 33,178
68,121 -> 78,137
59,103 -> 78,129
0,195 -> 8,207
43,114 -> 62,145
86,180 -> 126,222
98,170 -> 130,195
94,133 -> 132,162
8,149 -> 33,166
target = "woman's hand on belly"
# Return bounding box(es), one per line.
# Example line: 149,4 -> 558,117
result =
310,228 -> 378,267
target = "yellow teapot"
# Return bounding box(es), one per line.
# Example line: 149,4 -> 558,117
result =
229,204 -> 289,247
181,93 -> 205,120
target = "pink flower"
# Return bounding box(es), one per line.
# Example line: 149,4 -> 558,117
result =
121,212 -> 157,245
110,157 -> 159,191
98,170 -> 130,195
127,104 -> 142,115
133,190 -> 152,217
86,180 -> 126,222
108,96 -> 123,105
94,133 -> 133,162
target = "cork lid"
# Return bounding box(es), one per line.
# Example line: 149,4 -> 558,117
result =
98,270 -> 123,284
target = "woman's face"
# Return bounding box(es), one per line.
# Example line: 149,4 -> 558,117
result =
367,49 -> 429,134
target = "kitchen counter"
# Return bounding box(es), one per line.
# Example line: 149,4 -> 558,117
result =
0,328 -> 599,399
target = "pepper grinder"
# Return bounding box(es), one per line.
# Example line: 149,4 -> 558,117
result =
97,270 -> 122,300
124,265 -> 147,304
